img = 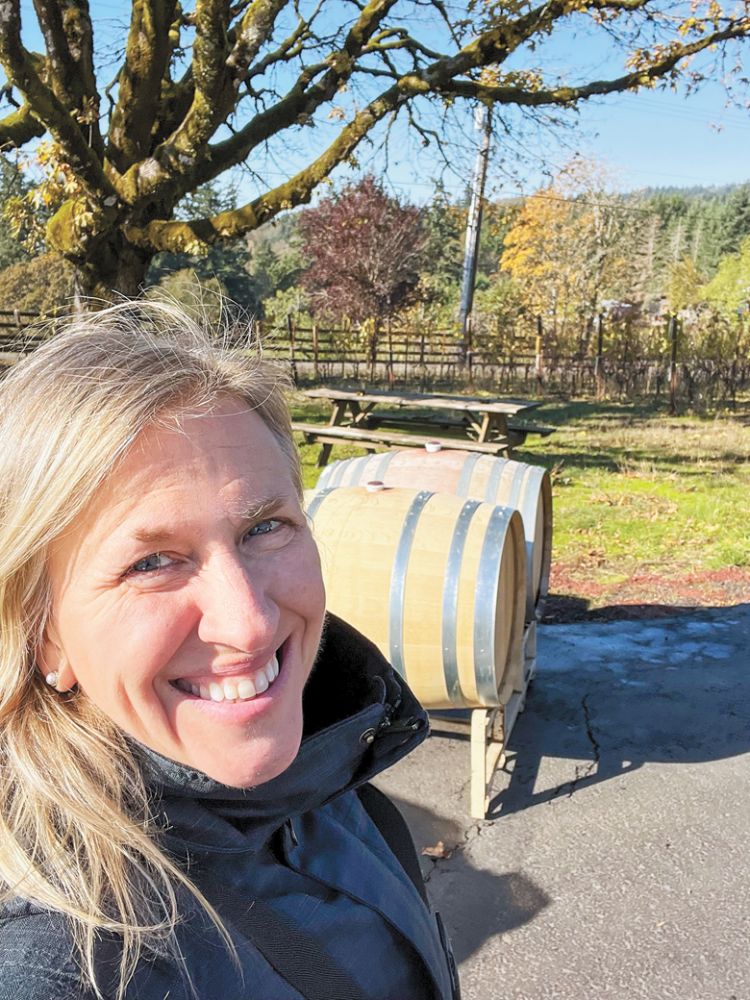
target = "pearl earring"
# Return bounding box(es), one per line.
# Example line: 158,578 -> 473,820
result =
45,671 -> 59,688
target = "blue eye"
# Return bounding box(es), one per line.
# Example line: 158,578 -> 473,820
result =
130,552 -> 172,574
247,519 -> 281,537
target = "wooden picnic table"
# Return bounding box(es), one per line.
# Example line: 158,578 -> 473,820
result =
296,387 -> 551,466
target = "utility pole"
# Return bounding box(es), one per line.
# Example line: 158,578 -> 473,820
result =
459,104 -> 492,361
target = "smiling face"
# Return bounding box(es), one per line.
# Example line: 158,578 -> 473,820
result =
41,397 -> 326,788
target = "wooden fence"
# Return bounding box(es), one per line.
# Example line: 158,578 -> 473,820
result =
0,309 -> 51,347
4,310 -> 749,405
258,317 -> 750,406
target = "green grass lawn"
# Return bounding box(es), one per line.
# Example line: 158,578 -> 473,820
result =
291,392 -> 750,610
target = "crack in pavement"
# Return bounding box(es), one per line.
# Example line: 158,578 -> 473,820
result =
423,820 -> 484,883
548,693 -> 601,803
426,695 -> 605,879
582,693 -> 601,765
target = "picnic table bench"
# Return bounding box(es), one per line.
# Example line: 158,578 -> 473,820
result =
295,387 -> 553,466
359,409 -> 556,442
292,421 -> 506,456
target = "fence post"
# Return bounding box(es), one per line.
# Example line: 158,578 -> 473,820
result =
312,323 -> 319,379
386,318 -> 395,387
534,315 -> 544,392
506,326 -> 514,391
668,313 -> 679,415
286,313 -> 298,386
594,312 -> 605,400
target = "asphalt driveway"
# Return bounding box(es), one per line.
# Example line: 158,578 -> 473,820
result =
375,604 -> 750,1000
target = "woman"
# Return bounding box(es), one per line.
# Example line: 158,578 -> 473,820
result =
0,300 -> 459,1000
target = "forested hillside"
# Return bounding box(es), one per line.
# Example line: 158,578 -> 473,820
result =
622,184 -> 750,291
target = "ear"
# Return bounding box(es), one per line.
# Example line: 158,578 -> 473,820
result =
38,621 -> 76,692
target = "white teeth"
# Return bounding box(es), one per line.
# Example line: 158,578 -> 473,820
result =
222,680 -> 238,700
237,678 -> 256,699
178,654 -> 280,703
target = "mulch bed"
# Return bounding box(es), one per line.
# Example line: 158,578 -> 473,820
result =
541,565 -> 750,623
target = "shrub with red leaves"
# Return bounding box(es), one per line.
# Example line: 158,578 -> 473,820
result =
299,176 -> 425,329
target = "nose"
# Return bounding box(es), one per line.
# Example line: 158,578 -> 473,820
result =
195,549 -> 279,653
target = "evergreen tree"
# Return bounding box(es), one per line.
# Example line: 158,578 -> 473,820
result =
718,183 -> 750,257
0,154 -> 32,270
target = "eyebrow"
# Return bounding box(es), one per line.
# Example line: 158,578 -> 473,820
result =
234,493 -> 292,522
130,494 -> 294,547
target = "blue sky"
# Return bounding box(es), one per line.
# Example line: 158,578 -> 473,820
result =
497,56 -> 749,193
364,86 -> 750,202
566,87 -> 750,191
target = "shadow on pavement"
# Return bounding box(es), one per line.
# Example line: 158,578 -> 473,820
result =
540,594 -> 704,624
387,794 -> 551,963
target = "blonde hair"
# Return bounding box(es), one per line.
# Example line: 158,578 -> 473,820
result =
0,298 -> 299,998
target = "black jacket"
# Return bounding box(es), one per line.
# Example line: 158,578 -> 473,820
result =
0,615 -> 458,1000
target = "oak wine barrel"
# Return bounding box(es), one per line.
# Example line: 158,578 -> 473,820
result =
306,486 -> 526,709
316,450 -> 551,620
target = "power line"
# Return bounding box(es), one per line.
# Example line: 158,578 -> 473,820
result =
591,96 -> 750,132
231,164 -> 747,210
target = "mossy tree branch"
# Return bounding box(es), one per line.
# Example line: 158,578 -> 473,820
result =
0,0 -> 112,196
0,101 -> 45,148
443,18 -> 750,107
190,0 -> 403,187
228,0 -> 289,74
122,0 -> 399,208
240,4 -> 317,83
125,74 -> 432,251
108,0 -> 179,172
31,0 -> 102,156
114,0 -> 236,203
127,3 -> 750,254
187,0 -> 585,187
149,5 -> 196,149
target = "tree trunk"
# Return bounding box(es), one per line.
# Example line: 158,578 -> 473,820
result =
72,236 -> 153,308
368,318 -> 380,383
